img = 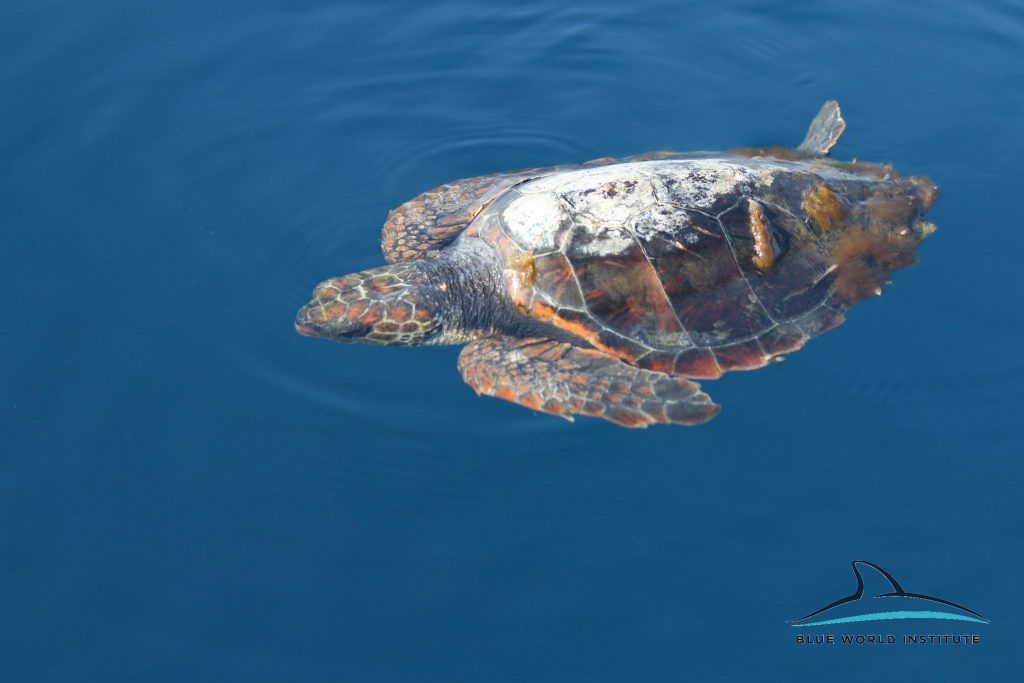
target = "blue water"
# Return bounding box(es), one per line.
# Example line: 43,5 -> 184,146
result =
3,0 -> 1022,680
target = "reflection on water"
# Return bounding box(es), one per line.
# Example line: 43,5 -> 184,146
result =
3,0 -> 1024,680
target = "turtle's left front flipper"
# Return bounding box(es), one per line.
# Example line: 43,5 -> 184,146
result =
458,336 -> 720,428
382,174 -> 528,263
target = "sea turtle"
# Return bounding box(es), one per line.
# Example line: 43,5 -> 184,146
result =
296,102 -> 938,427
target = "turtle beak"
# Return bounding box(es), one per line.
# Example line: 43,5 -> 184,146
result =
295,293 -> 374,341
296,279 -> 341,338
294,302 -> 323,337
294,300 -> 368,340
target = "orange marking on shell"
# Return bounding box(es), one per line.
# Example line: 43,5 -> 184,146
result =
527,300 -> 557,322
579,244 -> 685,338
714,341 -> 769,372
673,348 -> 724,379
539,306 -> 633,361
509,254 -> 538,306
488,226 -> 522,262
747,199 -> 776,273
803,183 -> 848,231
533,252 -> 586,310
641,353 -> 676,375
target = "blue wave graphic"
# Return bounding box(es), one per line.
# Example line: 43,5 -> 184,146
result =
789,562 -> 989,628
791,610 -> 989,627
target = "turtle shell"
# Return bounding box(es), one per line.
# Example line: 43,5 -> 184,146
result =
464,156 -> 934,378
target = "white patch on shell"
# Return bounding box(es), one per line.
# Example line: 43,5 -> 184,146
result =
522,159 -> 778,205
654,159 -> 777,209
501,192 -> 566,251
571,226 -> 634,257
513,159 -> 786,257
569,176 -> 659,222
631,204 -> 691,241
555,173 -> 661,256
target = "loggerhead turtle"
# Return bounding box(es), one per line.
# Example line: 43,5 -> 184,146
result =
296,102 -> 937,427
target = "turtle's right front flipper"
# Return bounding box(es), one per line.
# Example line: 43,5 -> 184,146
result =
458,336 -> 720,428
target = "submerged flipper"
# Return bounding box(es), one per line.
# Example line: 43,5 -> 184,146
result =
381,173 -> 530,263
458,336 -> 720,428
798,100 -> 846,156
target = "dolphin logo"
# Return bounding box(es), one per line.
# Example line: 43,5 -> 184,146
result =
789,561 -> 989,627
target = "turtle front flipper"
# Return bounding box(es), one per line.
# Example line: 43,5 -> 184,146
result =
457,336 -> 720,428
382,173 -> 535,263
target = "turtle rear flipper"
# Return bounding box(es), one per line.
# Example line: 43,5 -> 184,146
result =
458,336 -> 720,428
797,100 -> 846,156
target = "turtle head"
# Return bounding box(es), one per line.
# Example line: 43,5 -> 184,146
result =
295,262 -> 445,345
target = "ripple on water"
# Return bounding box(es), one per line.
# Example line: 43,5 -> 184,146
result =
67,0 -> 1020,503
